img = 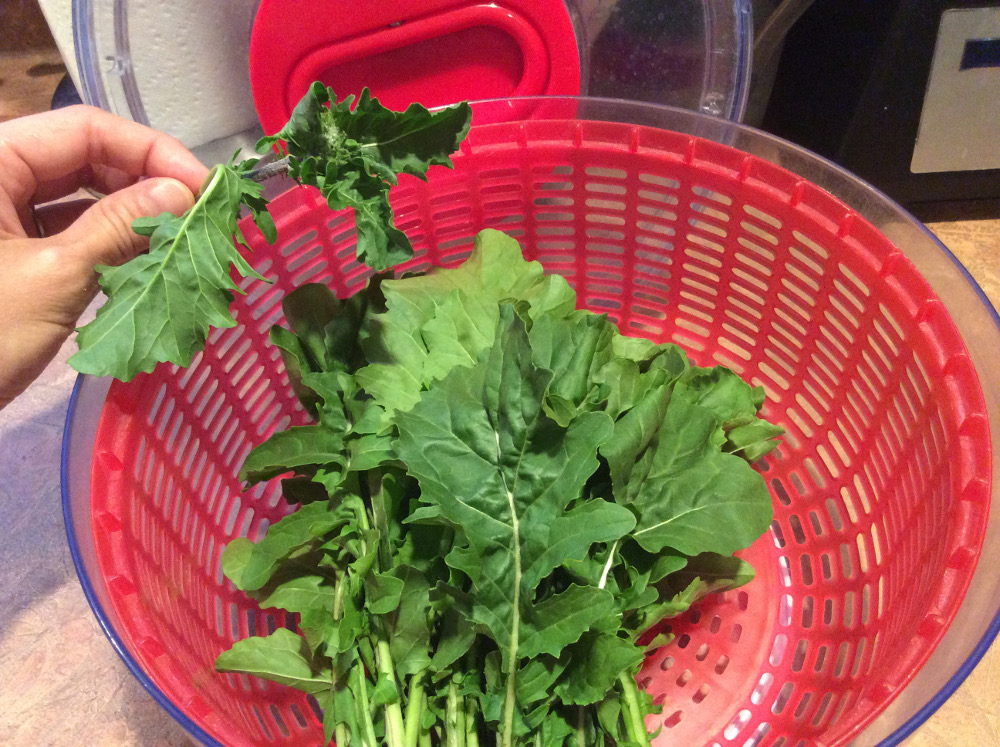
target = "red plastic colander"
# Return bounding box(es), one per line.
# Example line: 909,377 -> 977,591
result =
63,99 -> 999,747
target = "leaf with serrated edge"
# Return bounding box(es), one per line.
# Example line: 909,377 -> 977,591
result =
70,165 -> 269,380
527,310 -> 617,425
258,83 -> 471,270
239,424 -> 347,485
222,501 -> 350,591
255,574 -> 337,633
554,633 -> 644,706
518,584 -> 616,659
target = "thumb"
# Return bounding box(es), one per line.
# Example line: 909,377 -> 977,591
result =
59,177 -> 196,267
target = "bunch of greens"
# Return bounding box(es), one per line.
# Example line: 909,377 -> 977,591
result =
68,82 -> 472,381
215,230 -> 781,746
67,82 -> 782,745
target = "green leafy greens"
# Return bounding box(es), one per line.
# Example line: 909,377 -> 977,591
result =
68,159 -> 273,379
259,82 -> 472,272
70,84 -> 472,380
216,230 -> 781,746
71,84 -> 782,745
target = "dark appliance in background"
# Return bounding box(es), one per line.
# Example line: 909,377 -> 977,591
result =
759,0 -> 1000,220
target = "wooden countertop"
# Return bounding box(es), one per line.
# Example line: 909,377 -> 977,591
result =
2,29 -> 1000,747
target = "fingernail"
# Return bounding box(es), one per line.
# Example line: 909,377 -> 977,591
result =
147,178 -> 195,215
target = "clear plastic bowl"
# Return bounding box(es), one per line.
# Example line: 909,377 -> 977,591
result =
62,97 -> 1000,746
70,0 -> 752,164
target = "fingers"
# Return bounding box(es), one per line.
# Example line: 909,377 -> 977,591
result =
0,106 -> 209,207
0,109 -> 209,409
56,177 -> 196,267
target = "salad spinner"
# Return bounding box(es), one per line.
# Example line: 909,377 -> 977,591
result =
62,96 -> 1000,746
60,1 -> 1000,745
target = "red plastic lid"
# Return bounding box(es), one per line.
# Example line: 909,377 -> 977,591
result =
249,0 -> 582,135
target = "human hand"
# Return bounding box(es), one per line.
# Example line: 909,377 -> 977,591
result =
0,105 -> 209,410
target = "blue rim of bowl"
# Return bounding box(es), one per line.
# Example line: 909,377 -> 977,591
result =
60,97 -> 1000,747
61,376 -> 222,747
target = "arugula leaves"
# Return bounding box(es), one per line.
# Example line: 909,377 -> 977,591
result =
394,305 -> 635,745
215,628 -> 332,694
72,78 -> 781,745
215,229 -> 782,747
606,388 -> 774,557
355,228 -> 576,418
70,84 -> 471,381
258,83 -> 472,271
68,161 -> 273,379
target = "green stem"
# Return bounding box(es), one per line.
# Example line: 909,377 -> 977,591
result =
446,678 -> 466,747
368,470 -> 395,571
619,693 -> 641,746
576,706 -> 587,747
493,429 -> 523,747
464,695 -> 480,747
353,476 -> 408,747
618,673 -> 652,747
460,642 -> 481,747
598,539 -> 620,590
358,638 -> 377,677
375,639 -> 407,747
332,576 -> 346,621
404,674 -> 426,747
418,722 -> 433,747
353,492 -> 373,533
328,582 -> 351,747
456,685 -> 467,747
354,662 -> 379,747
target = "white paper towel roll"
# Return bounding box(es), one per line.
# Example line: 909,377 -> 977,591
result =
38,0 -> 263,151
127,0 -> 261,148
36,0 -> 80,90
